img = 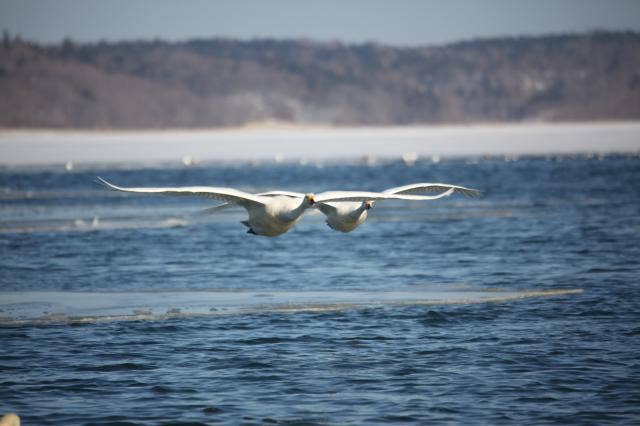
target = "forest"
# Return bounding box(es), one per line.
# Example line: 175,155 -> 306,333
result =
1,31 -> 639,128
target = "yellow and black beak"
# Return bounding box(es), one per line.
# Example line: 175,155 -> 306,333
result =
305,193 -> 316,206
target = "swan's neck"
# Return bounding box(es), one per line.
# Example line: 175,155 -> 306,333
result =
283,199 -> 310,221
349,202 -> 368,217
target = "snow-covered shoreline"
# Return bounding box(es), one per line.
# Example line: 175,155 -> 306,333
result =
1,121 -> 639,167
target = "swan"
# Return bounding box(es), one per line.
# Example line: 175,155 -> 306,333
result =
97,178 -> 433,237
317,188 -> 455,232
320,183 -> 481,232
211,183 -> 480,233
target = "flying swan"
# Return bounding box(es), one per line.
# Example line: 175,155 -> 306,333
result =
97,178 -> 436,237
206,182 -> 481,233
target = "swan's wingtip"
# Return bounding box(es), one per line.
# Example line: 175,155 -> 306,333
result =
460,186 -> 482,197
95,176 -> 117,190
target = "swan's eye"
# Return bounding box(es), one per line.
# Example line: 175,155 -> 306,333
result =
365,202 -> 373,210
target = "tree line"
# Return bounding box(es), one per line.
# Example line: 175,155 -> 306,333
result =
0,31 -> 638,128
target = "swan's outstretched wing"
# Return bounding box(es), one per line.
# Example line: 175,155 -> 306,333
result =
97,177 -> 266,209
201,190 -> 305,214
255,190 -> 306,198
201,203 -> 236,214
315,191 -> 443,203
383,183 -> 481,197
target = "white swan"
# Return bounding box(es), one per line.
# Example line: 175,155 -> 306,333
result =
97,178 -> 433,237
318,188 -> 455,232
213,182 -> 480,233
320,183 -> 481,232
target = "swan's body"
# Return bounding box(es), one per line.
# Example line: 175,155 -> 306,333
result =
317,201 -> 373,233
242,194 -> 311,236
98,178 -> 431,237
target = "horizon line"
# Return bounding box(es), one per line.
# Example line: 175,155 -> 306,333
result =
3,28 -> 638,50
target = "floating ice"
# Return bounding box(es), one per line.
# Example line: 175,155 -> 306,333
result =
0,287 -> 583,326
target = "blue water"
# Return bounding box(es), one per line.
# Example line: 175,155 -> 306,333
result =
1,155 -> 639,424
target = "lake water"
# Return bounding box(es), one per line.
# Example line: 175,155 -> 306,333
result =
1,151 -> 639,424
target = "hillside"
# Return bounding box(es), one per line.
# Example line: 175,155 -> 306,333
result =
1,31 -> 639,128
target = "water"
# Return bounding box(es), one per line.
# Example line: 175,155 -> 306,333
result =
1,154 -> 639,424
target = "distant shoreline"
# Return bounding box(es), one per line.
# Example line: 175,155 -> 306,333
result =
2,119 -> 640,134
1,121 -> 639,167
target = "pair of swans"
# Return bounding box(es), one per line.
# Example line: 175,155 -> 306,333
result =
98,178 -> 480,236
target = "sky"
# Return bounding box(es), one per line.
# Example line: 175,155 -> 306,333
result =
1,0 -> 639,47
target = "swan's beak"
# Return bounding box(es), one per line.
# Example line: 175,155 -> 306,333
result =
305,193 -> 315,206
365,201 -> 373,210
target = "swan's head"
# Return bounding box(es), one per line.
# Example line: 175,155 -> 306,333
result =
305,193 -> 316,206
365,201 -> 374,210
